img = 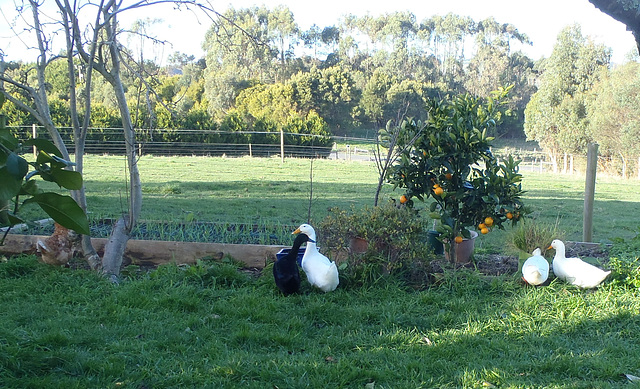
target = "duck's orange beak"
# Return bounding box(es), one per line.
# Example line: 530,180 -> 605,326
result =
547,245 -> 553,250
292,228 -> 301,235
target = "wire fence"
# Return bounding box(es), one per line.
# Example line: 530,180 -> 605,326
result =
11,125 -> 640,178
493,147 -> 640,179
12,125 -> 334,159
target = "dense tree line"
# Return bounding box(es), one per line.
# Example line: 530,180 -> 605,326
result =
2,6 -> 639,170
2,8 -> 535,139
524,25 -> 640,176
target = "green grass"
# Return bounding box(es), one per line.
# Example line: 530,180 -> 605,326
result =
5,154 -> 640,387
17,154 -> 640,246
1,255 -> 640,388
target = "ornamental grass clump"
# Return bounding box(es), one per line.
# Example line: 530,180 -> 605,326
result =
388,88 -> 528,262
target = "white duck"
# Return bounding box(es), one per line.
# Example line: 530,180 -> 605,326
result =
549,239 -> 610,288
522,248 -> 549,286
293,224 -> 339,292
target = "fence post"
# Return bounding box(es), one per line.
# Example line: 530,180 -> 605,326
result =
249,143 -> 252,158
32,124 -> 37,158
583,143 -> 598,242
570,155 -> 574,174
280,129 -> 284,163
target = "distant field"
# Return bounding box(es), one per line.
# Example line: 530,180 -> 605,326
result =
25,154 -> 640,248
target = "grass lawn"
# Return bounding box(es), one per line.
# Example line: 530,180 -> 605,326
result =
21,154 -> 640,246
1,255 -> 640,388
4,155 -> 640,387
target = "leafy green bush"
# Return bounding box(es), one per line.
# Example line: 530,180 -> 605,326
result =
607,256 -> 640,288
318,202 -> 433,287
608,228 -> 640,288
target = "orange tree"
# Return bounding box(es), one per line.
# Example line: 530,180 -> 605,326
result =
388,88 -> 527,260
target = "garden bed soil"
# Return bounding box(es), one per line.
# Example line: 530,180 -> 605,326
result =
430,242 -> 610,277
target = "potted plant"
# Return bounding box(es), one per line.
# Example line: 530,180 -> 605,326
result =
388,88 -> 527,263
318,202 -> 431,276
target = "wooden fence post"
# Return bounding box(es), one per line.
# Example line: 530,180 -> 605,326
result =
280,128 -> 284,163
583,143 -> 598,242
32,124 -> 37,158
570,154 -> 574,174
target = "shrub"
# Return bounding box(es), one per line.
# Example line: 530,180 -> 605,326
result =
608,228 -> 640,288
318,202 -> 433,287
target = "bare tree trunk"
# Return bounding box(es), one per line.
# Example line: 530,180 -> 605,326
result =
98,6 -> 143,281
29,0 -> 70,159
59,0 -> 101,269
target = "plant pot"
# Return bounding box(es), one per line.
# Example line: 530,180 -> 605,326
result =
349,236 -> 368,254
427,230 -> 444,255
444,230 -> 478,264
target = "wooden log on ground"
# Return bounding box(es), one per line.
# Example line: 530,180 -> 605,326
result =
0,234 -> 287,269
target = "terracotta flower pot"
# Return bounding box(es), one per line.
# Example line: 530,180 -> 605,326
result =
444,230 -> 478,264
349,236 -> 368,254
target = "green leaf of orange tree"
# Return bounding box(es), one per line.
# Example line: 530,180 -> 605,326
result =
50,168 -> 83,190
7,152 -> 29,180
23,192 -> 90,235
0,166 -> 22,201
23,139 -> 64,158
0,128 -> 19,153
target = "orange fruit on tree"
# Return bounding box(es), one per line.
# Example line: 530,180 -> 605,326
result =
445,173 -> 453,180
484,217 -> 494,227
506,212 -> 513,219
478,223 -> 486,230
433,183 -> 440,189
434,187 -> 444,196
480,227 -> 489,234
454,236 -> 463,244
400,195 -> 408,204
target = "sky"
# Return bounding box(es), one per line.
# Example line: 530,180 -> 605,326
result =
0,0 -> 637,65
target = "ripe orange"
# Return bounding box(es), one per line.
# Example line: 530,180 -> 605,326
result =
445,173 -> 453,180
454,236 -> 463,244
478,223 -> 486,230
506,212 -> 513,219
484,217 -> 494,227
434,187 -> 444,196
433,183 -> 440,189
400,195 -> 408,204
480,227 -> 489,234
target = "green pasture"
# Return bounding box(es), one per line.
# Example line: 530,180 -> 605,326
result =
22,154 -> 640,246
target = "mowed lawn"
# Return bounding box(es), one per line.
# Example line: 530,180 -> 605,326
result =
40,154 -> 640,245
3,154 -> 640,388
